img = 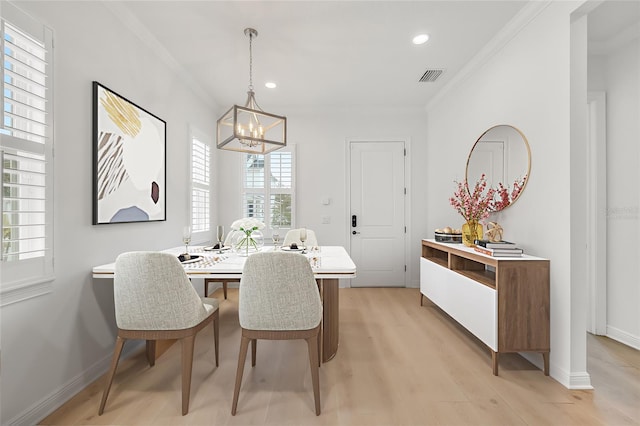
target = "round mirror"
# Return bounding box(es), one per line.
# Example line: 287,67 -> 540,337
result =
465,124 -> 530,211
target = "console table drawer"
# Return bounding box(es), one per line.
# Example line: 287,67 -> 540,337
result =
420,258 -> 497,350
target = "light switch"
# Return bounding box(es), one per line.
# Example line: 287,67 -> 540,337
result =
321,198 -> 331,205
322,216 -> 331,224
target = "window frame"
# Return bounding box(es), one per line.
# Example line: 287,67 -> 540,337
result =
0,3 -> 55,306
241,145 -> 295,238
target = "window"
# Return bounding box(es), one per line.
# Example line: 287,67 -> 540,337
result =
1,4 -> 54,304
242,147 -> 294,234
190,130 -> 211,243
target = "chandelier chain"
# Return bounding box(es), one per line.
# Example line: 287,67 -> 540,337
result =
248,31 -> 253,91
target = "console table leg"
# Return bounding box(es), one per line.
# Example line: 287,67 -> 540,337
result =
420,293 -> 424,306
492,351 -> 499,376
543,352 -> 550,376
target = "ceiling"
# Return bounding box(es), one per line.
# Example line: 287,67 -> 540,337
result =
588,0 -> 640,54
114,1 -> 529,111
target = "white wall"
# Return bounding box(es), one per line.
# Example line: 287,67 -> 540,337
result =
218,106 -> 429,287
426,1 -> 591,388
589,39 -> 640,347
0,2 -> 219,423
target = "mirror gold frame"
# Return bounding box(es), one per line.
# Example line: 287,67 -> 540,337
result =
465,124 -> 531,211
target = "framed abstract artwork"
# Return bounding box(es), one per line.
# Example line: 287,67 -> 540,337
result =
92,81 -> 166,224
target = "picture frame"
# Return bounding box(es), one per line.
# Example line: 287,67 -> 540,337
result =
92,81 -> 167,224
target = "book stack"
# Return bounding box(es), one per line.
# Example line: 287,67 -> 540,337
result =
473,239 -> 524,257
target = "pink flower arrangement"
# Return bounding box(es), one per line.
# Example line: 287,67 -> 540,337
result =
450,174 -> 527,222
493,175 -> 527,212
450,174 -> 495,222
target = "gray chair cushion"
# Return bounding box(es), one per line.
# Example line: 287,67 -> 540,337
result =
239,252 -> 322,331
114,251 -> 216,330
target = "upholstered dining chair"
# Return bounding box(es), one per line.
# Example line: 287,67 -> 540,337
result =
205,229 -> 240,299
231,251 -> 323,416
282,228 -> 318,247
99,251 -> 220,416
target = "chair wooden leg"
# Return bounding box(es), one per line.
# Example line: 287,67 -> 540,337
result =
181,335 -> 196,416
251,338 -> 257,367
213,311 -> 219,367
204,279 -> 228,299
306,333 -> 321,415
98,336 -> 126,415
231,335 -> 251,415
317,327 -> 322,367
146,340 -> 156,367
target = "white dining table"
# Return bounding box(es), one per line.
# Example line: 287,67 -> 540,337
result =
93,245 -> 356,362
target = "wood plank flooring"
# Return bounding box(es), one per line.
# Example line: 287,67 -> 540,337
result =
40,288 -> 639,425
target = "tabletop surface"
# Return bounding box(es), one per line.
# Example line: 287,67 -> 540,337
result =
93,245 -> 357,279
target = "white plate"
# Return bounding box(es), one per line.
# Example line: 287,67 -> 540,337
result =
178,255 -> 201,264
281,246 -> 304,252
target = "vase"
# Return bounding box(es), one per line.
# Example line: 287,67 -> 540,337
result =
233,230 -> 264,256
462,220 -> 483,247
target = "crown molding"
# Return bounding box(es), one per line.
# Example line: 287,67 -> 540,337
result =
426,1 -> 553,112
101,1 -> 219,111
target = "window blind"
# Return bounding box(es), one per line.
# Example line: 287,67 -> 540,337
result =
2,18 -> 49,263
191,137 -> 210,233
2,21 -> 48,144
241,147 -> 295,230
1,4 -> 54,304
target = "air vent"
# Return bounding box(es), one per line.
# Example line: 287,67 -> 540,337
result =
419,69 -> 444,82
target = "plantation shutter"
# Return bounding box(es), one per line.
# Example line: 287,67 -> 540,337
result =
191,137 -> 210,233
241,147 -> 295,230
1,4 -> 54,304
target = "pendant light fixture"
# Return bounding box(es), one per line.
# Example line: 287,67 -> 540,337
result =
216,28 -> 287,154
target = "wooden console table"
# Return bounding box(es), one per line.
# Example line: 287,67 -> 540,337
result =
420,239 -> 550,376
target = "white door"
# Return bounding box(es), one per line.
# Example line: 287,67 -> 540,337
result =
349,141 -> 405,287
467,140 -> 505,187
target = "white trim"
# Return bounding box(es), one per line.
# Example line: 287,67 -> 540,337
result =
586,92 -> 607,335
606,326 -> 640,350
426,1 -> 552,111
6,341 -> 143,425
543,360 -> 594,390
0,274 -> 54,306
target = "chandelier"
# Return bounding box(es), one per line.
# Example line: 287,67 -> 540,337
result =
216,28 -> 287,154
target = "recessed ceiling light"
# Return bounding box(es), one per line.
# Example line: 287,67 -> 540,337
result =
412,34 -> 430,45
265,82 -> 277,89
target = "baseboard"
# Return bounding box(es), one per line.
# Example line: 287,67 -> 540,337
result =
607,325 -> 640,350
8,341 -> 143,425
521,352 -> 593,390
568,371 -> 594,389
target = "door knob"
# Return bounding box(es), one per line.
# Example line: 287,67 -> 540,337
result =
352,230 -> 360,235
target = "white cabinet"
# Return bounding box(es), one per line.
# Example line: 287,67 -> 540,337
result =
420,239 -> 550,376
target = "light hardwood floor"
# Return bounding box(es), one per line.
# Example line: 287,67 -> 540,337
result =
40,288 -> 639,425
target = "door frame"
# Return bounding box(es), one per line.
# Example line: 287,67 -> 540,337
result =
345,138 -> 412,287
586,91 -> 607,335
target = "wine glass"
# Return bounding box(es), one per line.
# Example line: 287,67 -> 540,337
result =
182,226 -> 192,255
272,229 -> 280,251
216,225 -> 225,254
299,228 -> 307,251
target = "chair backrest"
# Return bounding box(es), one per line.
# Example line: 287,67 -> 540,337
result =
239,252 -> 322,331
282,228 -> 318,247
114,251 -> 208,331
